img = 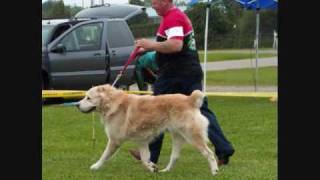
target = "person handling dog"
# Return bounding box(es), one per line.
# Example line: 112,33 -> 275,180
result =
129,0 -> 235,166
134,51 -> 158,91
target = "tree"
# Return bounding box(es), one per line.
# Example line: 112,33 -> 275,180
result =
42,0 -> 55,18
49,0 -> 69,18
129,0 -> 144,6
184,0 -> 277,49
128,0 -> 150,25
42,0 -> 83,19
144,0 -> 151,6
236,9 -> 277,48
174,0 -> 186,6
186,2 -> 233,49
65,5 -> 84,17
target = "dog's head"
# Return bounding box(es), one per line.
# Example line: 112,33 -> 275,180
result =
77,84 -> 116,113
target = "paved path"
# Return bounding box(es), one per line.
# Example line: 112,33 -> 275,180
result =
201,57 -> 277,71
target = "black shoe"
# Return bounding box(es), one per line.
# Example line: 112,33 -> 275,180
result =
218,150 -> 234,166
218,156 -> 230,166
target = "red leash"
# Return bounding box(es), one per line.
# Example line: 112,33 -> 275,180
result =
112,47 -> 141,87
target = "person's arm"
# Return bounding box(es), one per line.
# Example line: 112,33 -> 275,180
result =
135,61 -> 146,91
135,38 -> 183,54
145,68 -> 158,79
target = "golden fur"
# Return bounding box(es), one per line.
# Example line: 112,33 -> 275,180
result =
77,84 -> 219,175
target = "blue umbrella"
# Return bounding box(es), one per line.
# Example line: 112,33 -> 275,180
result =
186,0 -> 200,6
233,0 -> 278,91
234,0 -> 278,10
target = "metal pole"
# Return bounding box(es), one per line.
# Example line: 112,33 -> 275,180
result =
254,9 -> 260,92
101,0 -> 104,5
203,1 -> 211,93
91,0 -> 94,7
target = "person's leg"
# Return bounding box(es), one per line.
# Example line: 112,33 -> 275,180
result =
148,77 -> 182,164
129,77 -> 178,164
148,133 -> 165,164
200,97 -> 235,163
184,77 -> 235,164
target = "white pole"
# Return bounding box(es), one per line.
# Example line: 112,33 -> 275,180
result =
254,9 -> 260,92
273,30 -> 278,49
203,1 -> 210,93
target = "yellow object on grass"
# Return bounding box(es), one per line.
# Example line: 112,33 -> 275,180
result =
42,90 -> 277,99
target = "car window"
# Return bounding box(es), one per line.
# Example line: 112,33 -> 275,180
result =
59,22 -> 103,52
42,25 -> 54,45
107,21 -> 134,48
50,24 -> 72,44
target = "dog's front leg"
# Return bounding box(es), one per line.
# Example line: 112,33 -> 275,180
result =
159,132 -> 185,172
139,143 -> 158,173
90,140 -> 120,170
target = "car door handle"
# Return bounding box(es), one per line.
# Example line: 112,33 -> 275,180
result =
111,50 -> 116,56
94,53 -> 101,56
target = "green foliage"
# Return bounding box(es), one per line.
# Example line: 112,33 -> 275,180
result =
50,0 -> 69,18
129,0 -> 144,6
236,9 -> 277,48
144,0 -> 151,6
42,0 -> 83,19
183,1 -> 277,49
68,6 -> 84,17
186,3 -> 234,49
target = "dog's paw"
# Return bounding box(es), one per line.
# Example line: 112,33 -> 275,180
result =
147,162 -> 158,173
159,168 -> 170,173
211,169 -> 218,176
90,162 -> 102,170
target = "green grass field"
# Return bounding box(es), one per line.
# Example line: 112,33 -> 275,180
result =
206,67 -> 277,86
42,96 -> 277,180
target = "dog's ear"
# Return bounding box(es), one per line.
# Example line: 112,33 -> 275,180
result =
97,86 -> 106,93
97,87 -> 107,99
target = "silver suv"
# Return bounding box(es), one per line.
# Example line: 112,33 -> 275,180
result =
42,4 -> 145,90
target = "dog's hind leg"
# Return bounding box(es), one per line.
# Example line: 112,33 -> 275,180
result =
90,140 -> 120,170
159,132 -> 185,172
138,143 -> 158,173
186,132 -> 219,176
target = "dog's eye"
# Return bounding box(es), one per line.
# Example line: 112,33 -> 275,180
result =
87,97 -> 91,100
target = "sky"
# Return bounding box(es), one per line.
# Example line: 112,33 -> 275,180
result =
42,0 -> 129,8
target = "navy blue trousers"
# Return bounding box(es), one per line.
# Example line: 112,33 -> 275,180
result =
149,75 -> 235,163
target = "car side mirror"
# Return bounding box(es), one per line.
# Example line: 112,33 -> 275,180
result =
51,44 -> 66,53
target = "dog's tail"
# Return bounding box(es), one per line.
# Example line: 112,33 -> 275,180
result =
190,90 -> 205,108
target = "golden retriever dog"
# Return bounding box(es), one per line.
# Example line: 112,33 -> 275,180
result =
77,84 -> 219,175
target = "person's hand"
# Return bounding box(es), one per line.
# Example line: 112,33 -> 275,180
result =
135,39 -> 156,51
136,47 -> 147,55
